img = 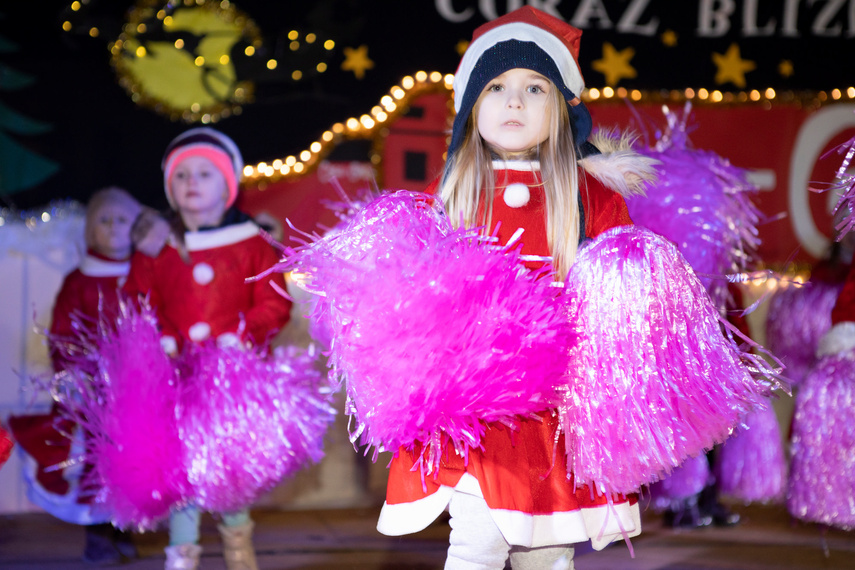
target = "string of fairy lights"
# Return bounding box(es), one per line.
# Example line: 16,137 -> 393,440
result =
240,71 -> 855,186
57,0 -> 855,186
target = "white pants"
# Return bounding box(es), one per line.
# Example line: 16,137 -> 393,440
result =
445,491 -> 574,570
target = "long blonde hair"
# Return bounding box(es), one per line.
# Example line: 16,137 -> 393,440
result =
439,84 -> 581,280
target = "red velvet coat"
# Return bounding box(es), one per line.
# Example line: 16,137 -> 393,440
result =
123,220 -> 291,351
378,161 -> 641,549
8,251 -> 130,523
831,263 -> 855,325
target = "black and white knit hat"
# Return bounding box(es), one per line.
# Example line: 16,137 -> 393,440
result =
162,128 -> 244,208
448,6 -> 594,161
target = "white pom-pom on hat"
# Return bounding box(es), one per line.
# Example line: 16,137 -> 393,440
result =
503,183 -> 531,208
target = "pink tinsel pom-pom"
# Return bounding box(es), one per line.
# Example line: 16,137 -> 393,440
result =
273,191 -> 574,471
714,399 -> 786,504
765,281 -> 840,386
828,133 -> 855,237
787,352 -> 855,530
648,454 -> 711,512
53,301 -> 188,530
625,106 -> 760,310
562,225 -> 780,496
177,343 -> 334,513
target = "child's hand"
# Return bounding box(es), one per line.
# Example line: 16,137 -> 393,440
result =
132,208 -> 171,257
160,335 -> 178,356
216,332 -> 245,350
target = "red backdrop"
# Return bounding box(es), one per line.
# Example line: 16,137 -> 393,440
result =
240,95 -> 855,269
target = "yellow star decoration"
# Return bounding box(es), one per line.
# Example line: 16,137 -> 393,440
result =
661,30 -> 678,47
712,43 -> 756,88
456,40 -> 470,57
591,42 -> 637,87
341,45 -> 374,79
779,59 -> 794,78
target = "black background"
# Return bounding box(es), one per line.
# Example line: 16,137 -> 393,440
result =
3,0 -> 852,211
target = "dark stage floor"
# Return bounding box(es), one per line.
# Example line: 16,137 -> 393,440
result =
1,502 -> 853,569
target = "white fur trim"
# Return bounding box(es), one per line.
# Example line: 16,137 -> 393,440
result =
503,183 -> 531,208
183,220 -> 259,251
491,159 -> 540,172
817,322 -> 855,357
78,254 -> 130,277
377,472 -> 640,549
454,22 -> 584,112
18,430 -> 108,525
580,130 -> 659,198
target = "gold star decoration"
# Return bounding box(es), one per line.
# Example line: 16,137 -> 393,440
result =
341,45 -> 374,79
712,43 -> 756,88
456,40 -> 469,57
591,42 -> 637,87
779,60 -> 794,78
661,30 -> 678,47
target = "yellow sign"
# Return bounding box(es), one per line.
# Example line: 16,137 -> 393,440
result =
111,0 -> 261,123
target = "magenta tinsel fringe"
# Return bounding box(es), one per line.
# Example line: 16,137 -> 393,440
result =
625,110 -> 760,309
270,190 -> 573,471
51,301 -> 188,530
177,342 -> 334,513
787,352 -> 855,530
648,454 -> 711,511
765,281 -> 840,386
561,225 -> 781,496
715,400 -> 786,503
50,300 -> 333,526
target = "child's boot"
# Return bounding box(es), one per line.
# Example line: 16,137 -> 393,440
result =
82,523 -> 121,565
164,543 -> 202,570
113,527 -> 139,559
217,521 -> 259,570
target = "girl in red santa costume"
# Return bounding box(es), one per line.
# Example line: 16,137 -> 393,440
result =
375,7 -> 656,569
8,187 -> 142,564
123,128 -> 293,570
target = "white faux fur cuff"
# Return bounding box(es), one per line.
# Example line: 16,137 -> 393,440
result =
817,321 -> 855,357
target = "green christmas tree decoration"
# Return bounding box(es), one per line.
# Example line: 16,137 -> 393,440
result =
0,15 -> 59,197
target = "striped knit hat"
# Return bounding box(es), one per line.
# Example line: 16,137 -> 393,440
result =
448,6 -> 593,161
162,128 -> 244,208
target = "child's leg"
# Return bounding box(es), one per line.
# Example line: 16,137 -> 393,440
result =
169,504 -> 201,545
165,505 -> 202,570
446,491 -> 511,569
509,545 -> 574,570
218,508 -> 258,570
221,509 -> 251,528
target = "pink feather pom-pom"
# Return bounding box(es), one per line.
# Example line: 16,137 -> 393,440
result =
715,399 -> 786,504
561,225 -> 780,496
53,301 -> 188,530
177,342 -> 334,513
276,191 -> 573,470
648,454 -> 711,511
765,281 -> 840,386
787,352 -> 855,530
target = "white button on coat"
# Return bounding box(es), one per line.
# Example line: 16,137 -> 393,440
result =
503,183 -> 530,208
188,322 -> 212,342
192,262 -> 215,285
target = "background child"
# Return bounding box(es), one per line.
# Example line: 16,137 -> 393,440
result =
376,8 -> 654,569
123,127 -> 292,570
8,187 -> 141,564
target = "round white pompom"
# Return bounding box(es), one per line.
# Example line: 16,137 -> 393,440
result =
503,183 -> 530,208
